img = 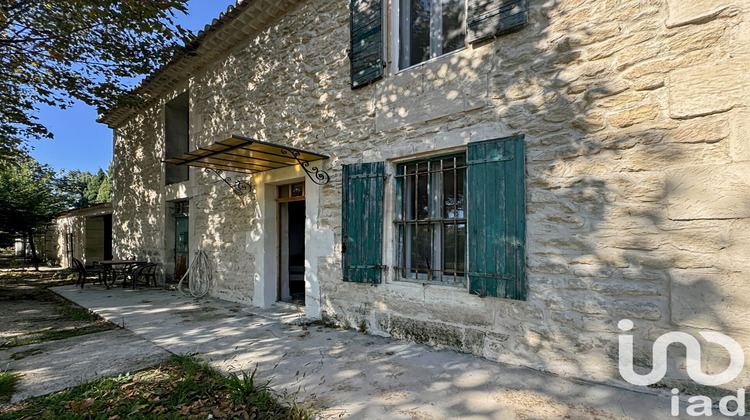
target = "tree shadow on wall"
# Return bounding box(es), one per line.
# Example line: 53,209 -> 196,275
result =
335,0 -> 747,417
142,0 -> 749,417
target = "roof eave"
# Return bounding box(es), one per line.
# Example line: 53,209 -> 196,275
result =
99,0 -> 302,129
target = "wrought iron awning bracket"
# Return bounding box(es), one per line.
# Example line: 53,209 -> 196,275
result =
280,148 -> 330,185
166,135 -> 330,187
204,168 -> 253,200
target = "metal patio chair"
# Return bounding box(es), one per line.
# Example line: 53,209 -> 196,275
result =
124,263 -> 157,290
72,257 -> 104,289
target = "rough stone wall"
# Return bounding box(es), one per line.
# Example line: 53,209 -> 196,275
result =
112,104 -> 167,266
49,206 -> 112,267
24,225 -> 59,265
38,225 -> 58,264
53,215 -> 83,267
112,85 -> 260,297
112,0 -> 750,394
185,1 -> 351,304
190,171 -> 259,304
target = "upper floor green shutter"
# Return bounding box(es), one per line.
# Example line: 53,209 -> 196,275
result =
467,0 -> 528,44
349,0 -> 384,89
342,162 -> 385,283
467,135 -> 526,300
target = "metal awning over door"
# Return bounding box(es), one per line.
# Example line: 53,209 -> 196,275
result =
164,135 -> 330,185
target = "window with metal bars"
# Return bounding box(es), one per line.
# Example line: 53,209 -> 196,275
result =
394,154 -> 466,284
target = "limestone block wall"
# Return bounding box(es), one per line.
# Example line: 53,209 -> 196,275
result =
56,216 -> 84,267
190,169 -> 258,304
112,104 -> 168,267
38,225 -> 58,264
23,224 -> 59,265
51,217 -> 79,268
111,0 -> 750,394
49,205 -> 113,267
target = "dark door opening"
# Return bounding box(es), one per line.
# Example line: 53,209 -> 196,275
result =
103,214 -> 113,260
278,182 -> 305,304
85,215 -> 112,265
174,201 -> 189,283
65,232 -> 74,268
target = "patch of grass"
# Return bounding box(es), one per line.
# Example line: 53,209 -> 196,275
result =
309,320 -> 336,328
0,371 -> 19,402
0,252 -> 19,270
0,270 -> 118,350
0,269 -> 75,289
0,287 -> 59,302
226,368 -> 273,406
1,355 -> 313,419
304,316 -> 341,330
3,325 -> 116,349
224,368 -> 311,419
52,269 -> 76,281
59,302 -> 98,322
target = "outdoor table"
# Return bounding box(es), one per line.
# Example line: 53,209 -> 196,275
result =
96,260 -> 146,287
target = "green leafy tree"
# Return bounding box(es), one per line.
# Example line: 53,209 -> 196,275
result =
0,156 -> 63,269
55,169 -> 91,209
0,0 -> 191,162
96,167 -> 112,203
84,169 -> 105,205
55,165 -> 113,209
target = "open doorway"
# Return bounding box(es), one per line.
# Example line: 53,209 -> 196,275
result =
84,214 -> 113,265
173,200 -> 189,283
277,182 -> 305,304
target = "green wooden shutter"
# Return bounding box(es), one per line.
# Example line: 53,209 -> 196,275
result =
349,0 -> 384,89
467,0 -> 528,44
467,135 -> 526,300
342,162 -> 385,283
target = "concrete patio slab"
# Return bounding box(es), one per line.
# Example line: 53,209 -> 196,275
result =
0,329 -> 172,403
51,285 -> 729,419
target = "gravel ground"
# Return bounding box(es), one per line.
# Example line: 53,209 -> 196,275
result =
0,266 -> 171,406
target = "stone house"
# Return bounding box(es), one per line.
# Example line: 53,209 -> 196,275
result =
100,0 -> 750,395
22,203 -> 113,268
52,203 -> 114,268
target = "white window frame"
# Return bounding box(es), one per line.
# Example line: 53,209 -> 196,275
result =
390,0 -> 468,73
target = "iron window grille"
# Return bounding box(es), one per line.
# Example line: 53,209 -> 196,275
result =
172,200 -> 189,216
394,154 -> 467,285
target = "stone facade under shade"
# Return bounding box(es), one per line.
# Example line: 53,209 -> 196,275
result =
108,0 -> 750,395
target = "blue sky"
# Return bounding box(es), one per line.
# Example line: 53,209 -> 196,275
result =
29,1 -> 236,174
